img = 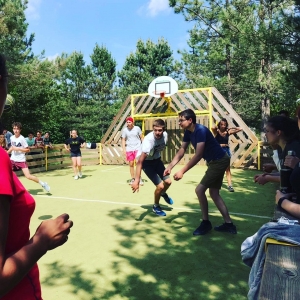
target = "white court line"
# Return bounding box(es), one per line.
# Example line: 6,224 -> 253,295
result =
101,166 -> 124,172
35,195 -> 271,219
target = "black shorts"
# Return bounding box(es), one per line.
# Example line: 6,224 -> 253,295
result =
70,151 -> 81,157
142,158 -> 170,186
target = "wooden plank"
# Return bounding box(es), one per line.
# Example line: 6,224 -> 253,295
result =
259,244 -> 300,300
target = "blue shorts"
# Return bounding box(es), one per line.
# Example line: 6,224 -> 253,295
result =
71,151 -> 81,157
223,146 -> 231,157
142,158 -> 170,186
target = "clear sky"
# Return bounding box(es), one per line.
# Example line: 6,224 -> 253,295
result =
25,0 -> 193,70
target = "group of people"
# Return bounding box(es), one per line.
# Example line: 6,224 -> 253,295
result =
3,46 -> 300,298
122,111 -> 244,235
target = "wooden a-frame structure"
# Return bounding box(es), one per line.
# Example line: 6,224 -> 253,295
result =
100,87 -> 258,168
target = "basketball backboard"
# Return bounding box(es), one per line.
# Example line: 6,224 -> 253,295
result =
148,76 -> 178,98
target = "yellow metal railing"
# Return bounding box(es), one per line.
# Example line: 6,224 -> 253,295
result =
130,87 -> 213,134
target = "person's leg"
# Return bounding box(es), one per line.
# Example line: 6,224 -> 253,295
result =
154,182 -> 165,205
142,160 -> 167,216
129,160 -> 135,179
71,157 -> 78,174
76,156 -> 82,173
195,183 -> 209,220
226,166 -> 233,187
22,167 -> 50,192
209,188 -> 232,223
22,167 -> 39,183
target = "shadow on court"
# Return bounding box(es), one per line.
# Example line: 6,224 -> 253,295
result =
24,165 -> 276,300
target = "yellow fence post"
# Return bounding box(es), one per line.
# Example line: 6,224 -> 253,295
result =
45,146 -> 48,171
257,141 -> 261,170
99,143 -> 102,165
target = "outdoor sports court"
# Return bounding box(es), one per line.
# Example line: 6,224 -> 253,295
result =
20,165 -> 276,300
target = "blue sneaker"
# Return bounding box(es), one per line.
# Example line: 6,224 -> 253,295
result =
152,205 -> 166,216
161,193 -> 173,205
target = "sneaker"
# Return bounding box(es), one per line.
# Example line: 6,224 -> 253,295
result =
129,178 -> 135,185
139,179 -> 144,186
74,175 -> 79,180
161,193 -> 174,205
214,223 -> 237,234
193,220 -> 212,236
78,172 -> 82,178
228,186 -> 234,192
152,205 -> 166,217
42,182 -> 50,192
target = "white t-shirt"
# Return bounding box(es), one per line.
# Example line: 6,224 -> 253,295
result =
121,126 -> 142,151
10,135 -> 28,162
139,131 -> 168,160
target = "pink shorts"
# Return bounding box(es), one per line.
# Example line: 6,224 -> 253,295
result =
126,150 -> 138,162
11,160 -> 28,170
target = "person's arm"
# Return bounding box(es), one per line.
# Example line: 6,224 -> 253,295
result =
211,125 -> 218,136
7,146 -> 30,154
139,133 -> 144,142
131,152 -> 147,193
0,195 -> 73,296
64,143 -> 70,151
121,137 -> 126,154
173,142 -> 204,181
164,142 -> 189,176
254,172 -> 280,185
275,190 -> 300,219
228,127 -> 243,135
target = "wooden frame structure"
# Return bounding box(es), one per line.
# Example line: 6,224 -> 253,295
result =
101,87 -> 259,168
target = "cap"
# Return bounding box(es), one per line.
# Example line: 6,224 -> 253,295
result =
126,117 -> 134,123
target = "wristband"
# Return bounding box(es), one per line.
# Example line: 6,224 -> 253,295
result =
277,197 -> 287,209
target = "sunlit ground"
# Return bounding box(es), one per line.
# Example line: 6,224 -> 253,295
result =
19,165 -> 276,300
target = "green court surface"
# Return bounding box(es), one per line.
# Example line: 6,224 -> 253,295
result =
19,165 -> 276,300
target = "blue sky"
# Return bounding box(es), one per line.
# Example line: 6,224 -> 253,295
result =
25,0 -> 193,70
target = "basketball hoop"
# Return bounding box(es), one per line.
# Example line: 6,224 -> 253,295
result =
153,90 -> 166,98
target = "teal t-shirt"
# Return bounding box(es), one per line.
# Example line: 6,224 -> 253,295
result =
25,137 -> 35,147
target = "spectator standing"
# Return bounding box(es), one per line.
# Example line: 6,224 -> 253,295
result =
2,127 -> 12,148
34,131 -> 44,150
25,132 -> 36,149
43,132 -> 53,149
0,133 -> 7,150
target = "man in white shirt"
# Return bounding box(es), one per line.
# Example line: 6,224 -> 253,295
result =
131,119 -> 173,216
121,116 -> 143,185
7,122 -> 50,192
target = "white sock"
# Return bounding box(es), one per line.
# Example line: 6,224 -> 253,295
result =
39,180 -> 44,186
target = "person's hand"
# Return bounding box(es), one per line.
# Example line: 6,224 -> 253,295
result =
34,213 -> 73,251
254,173 -> 268,185
131,179 -> 139,193
163,166 -> 172,176
173,170 -> 184,181
263,163 -> 276,173
284,155 -> 300,169
275,190 -> 295,204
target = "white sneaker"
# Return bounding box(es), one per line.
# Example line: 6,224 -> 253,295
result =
74,175 -> 79,180
129,178 -> 135,185
139,179 -> 144,186
42,182 -> 50,192
78,172 -> 82,178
